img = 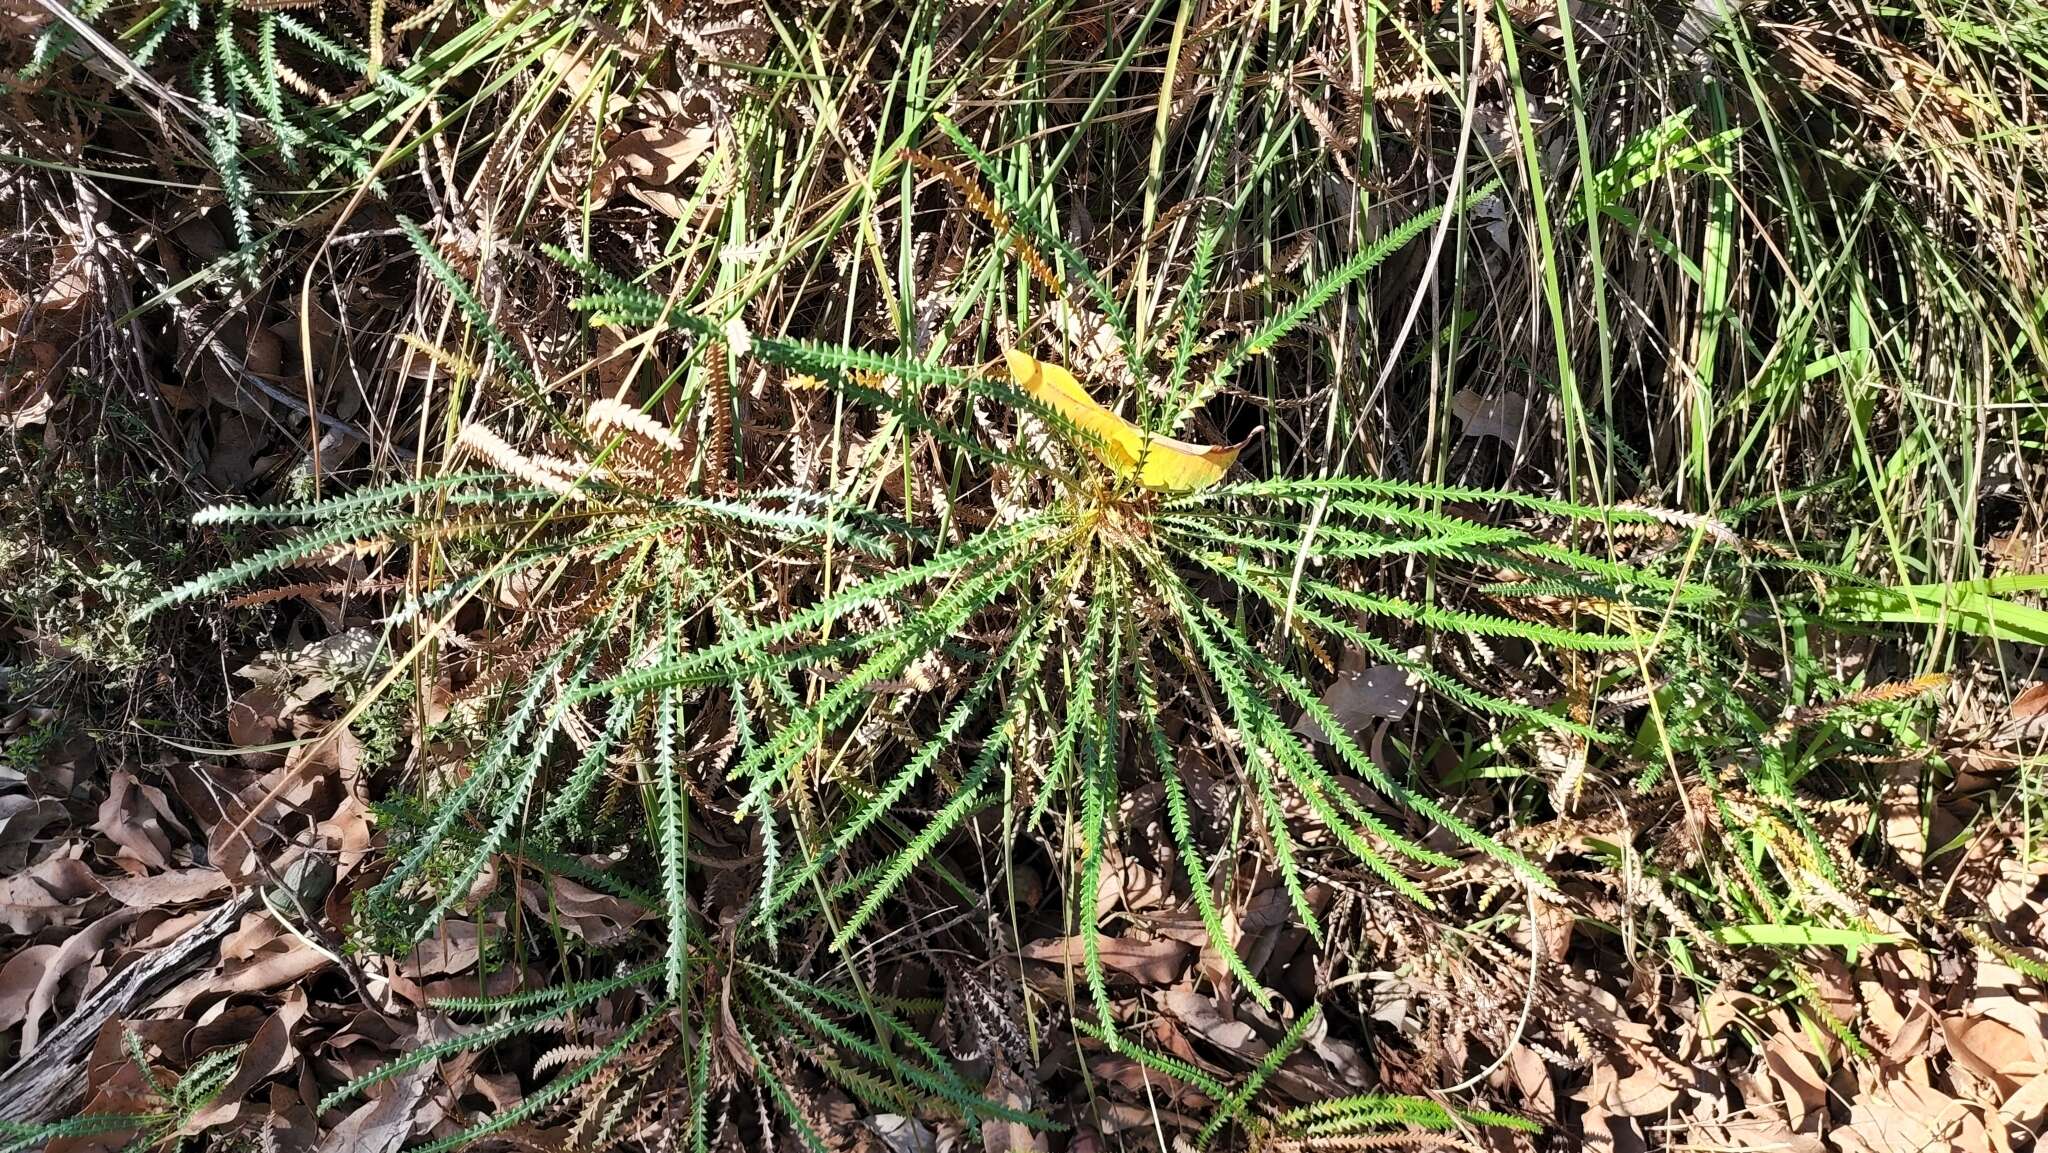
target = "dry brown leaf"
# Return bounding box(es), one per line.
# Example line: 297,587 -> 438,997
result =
157,915 -> 330,1004
127,909 -> 211,954
592,124 -> 717,215
0,853 -> 101,933
92,771 -> 179,874
866,1113 -> 938,1153
227,685 -> 290,764
21,907 -> 142,1055
1959,965 -> 2048,1053
2012,682 -> 2048,720
0,944 -> 58,1031
1572,1051 -> 1685,1119
0,794 -> 65,870
979,1065 -> 1046,1152
1882,760 -> 1927,871
1859,971 -> 1939,1064
1161,984 -> 1264,1054
0,0 -> 51,36
1019,934 -> 1192,985
1575,1105 -> 1650,1153
1086,1055 -> 1215,1106
101,866 -> 228,908
2000,1070 -> 2048,1138
398,918 -> 491,979
314,1019 -> 435,1153
1833,1078 -> 1992,1153
1942,1013 -> 2045,1099
1761,1032 -> 1830,1132
203,414 -> 267,490
1096,854 -> 1173,919
182,990 -> 309,1131
1301,1010 -> 1373,1091
1692,1118 -> 1826,1153
517,875 -> 649,947
263,1083 -> 319,1150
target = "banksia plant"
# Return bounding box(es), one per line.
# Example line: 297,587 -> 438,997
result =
141,103 -> 1733,1145
557,117 -> 1719,1026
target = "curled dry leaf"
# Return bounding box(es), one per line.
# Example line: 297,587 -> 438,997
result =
1693,1118 -> 1826,1153
314,1018 -> 436,1153
1761,1032 -> 1829,1133
2012,682 -> 2048,720
0,794 -> 67,871
982,1065 -> 1049,1153
93,771 -> 180,874
20,908 -> 143,1056
2001,1071 -> 2048,1140
181,990 -> 309,1132
1162,984 -> 1263,1055
155,913 -> 330,1004
0,944 -> 58,1030
591,124 -> 717,217
866,1113 -> 938,1153
1942,1011 -> 2046,1099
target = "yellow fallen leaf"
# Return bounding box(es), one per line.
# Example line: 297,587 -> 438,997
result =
1003,349 -> 1244,492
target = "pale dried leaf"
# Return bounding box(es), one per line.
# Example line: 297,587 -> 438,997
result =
0,944 -> 58,1031
1295,664 -> 1416,743
182,991 -> 309,1131
866,1114 -> 938,1153
1942,1013 -> 2045,1099
1451,388 -> 1529,443
1162,985 -> 1263,1054
21,908 -> 141,1055
592,124 -> 716,210
982,1066 -> 1048,1153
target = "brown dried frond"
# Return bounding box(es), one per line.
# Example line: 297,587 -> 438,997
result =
275,61 -> 335,103
1371,71 -> 1451,103
400,510 -> 580,544
705,341 -> 734,494
300,539 -> 395,566
224,576 -> 408,609
904,149 -> 1066,300
1771,672 -> 1951,739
